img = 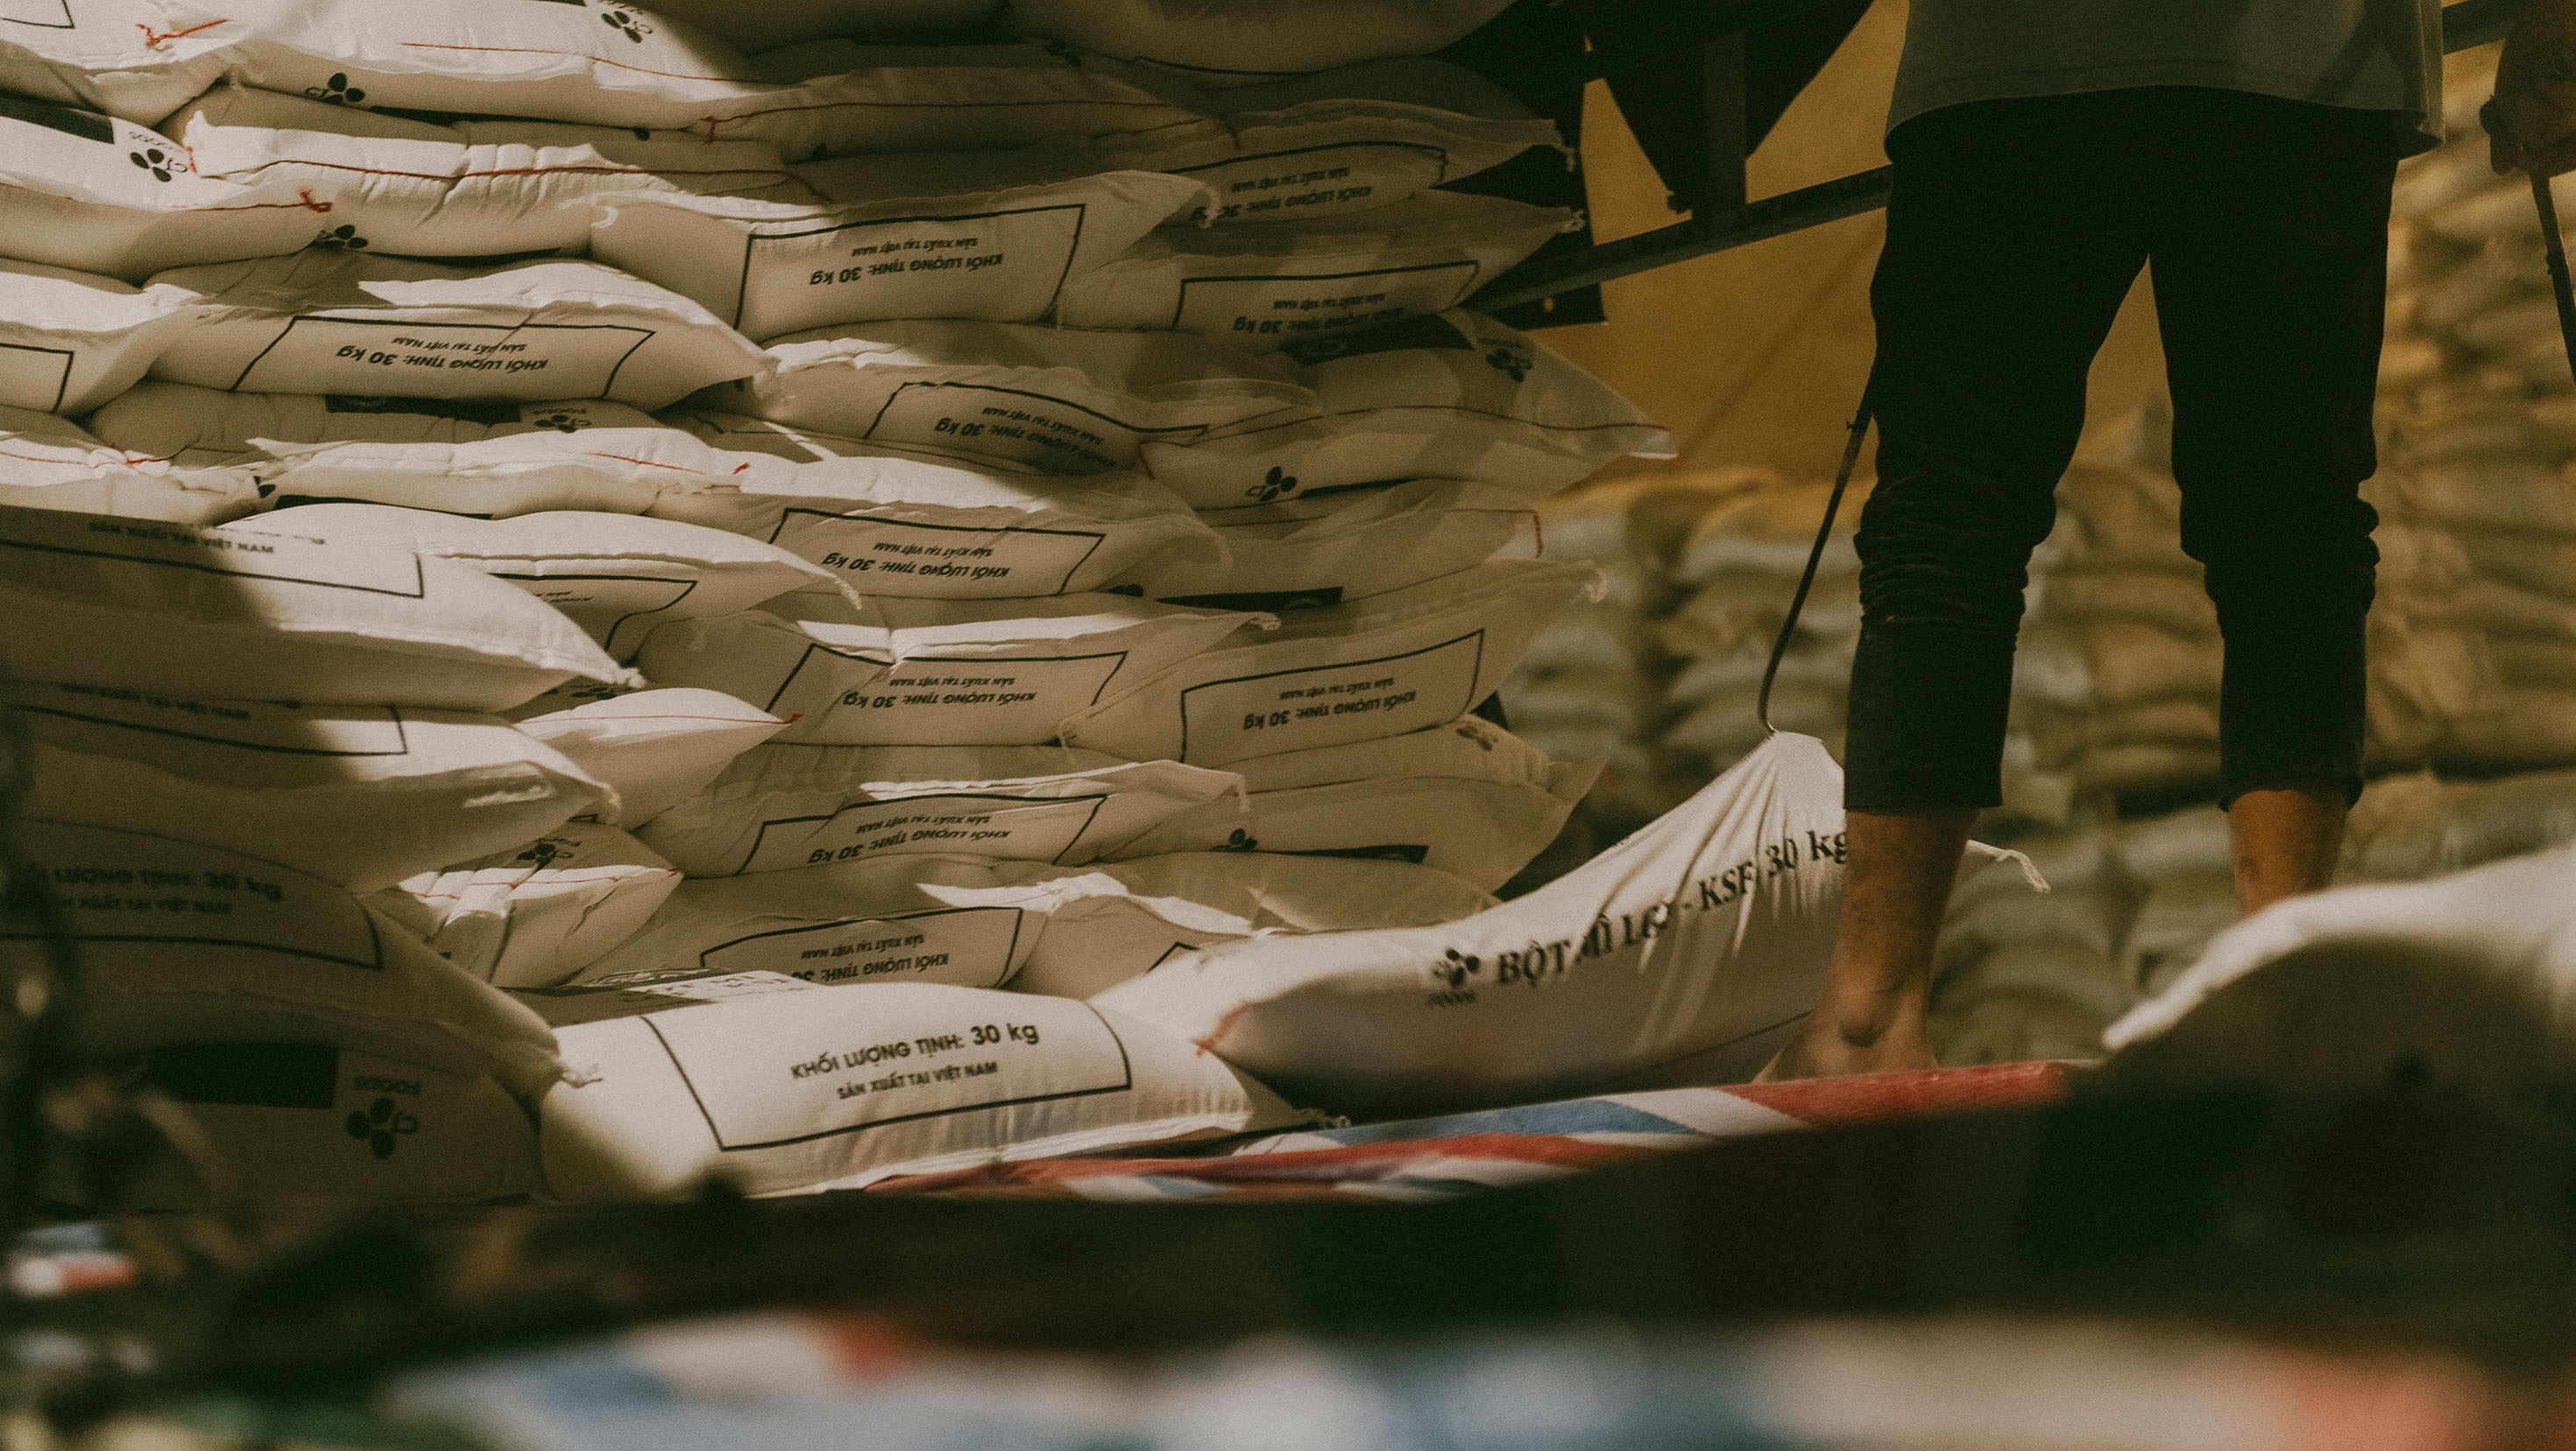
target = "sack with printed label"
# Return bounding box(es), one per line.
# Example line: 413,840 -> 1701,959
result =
0,0 -> 243,124
949,850 -> 1497,999
510,686 -> 786,825
528,973 -> 1300,1199
688,42 -> 1207,160
1055,190 -> 1574,349
146,252 -> 768,409
704,317 -> 1308,474
0,256 -> 204,414
89,383 -> 666,469
1116,478 -> 1532,609
0,404 -> 259,524
0,504 -> 639,711
17,681 -> 612,891
1061,559 -> 1596,767
106,1043 -> 541,1208
0,92 -> 322,282
591,151 -> 1207,339
629,0 -> 1000,55
371,823 -> 683,990
19,819 -> 563,1097
648,428 -> 1225,593
1002,0 -> 1515,87
558,853 -> 1044,992
1100,733 -> 2030,1113
217,0 -> 770,131
232,504 -> 841,661
1139,310 -> 1674,507
1112,716 -> 1597,892
638,591 -> 1258,744
171,83 -> 803,260
634,742 -> 1244,875
1093,60 -> 1561,225
251,424 -> 754,519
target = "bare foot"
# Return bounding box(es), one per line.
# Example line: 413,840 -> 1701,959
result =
1754,1012 -> 1940,1082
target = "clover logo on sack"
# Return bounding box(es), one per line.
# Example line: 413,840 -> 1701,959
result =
305,73 -> 365,106
312,224 -> 370,252
599,6 -> 653,41
1430,947 -> 1481,990
128,145 -> 181,182
1246,466 -> 1298,505
344,1096 -> 420,1160
1484,346 -> 1533,383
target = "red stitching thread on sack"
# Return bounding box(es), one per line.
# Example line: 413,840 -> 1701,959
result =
138,18 -> 227,46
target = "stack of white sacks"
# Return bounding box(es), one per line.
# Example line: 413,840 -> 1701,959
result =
0,0 -> 1710,1204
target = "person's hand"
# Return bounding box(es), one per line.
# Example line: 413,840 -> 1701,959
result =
2492,0 -> 2576,174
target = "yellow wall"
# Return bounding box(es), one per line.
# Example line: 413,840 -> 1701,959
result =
1546,0 -> 2170,481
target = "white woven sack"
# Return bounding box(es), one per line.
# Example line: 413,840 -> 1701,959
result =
528,973 -> 1299,1200
558,853 -> 1043,991
251,424 -> 754,519
591,152 -> 1207,339
147,253 -> 767,409
630,0 -> 998,54
1056,190 -> 1572,349
1117,478 -> 1532,609
1140,310 -> 1674,507
235,503 -> 841,661
1060,559 -> 1597,767
0,0 -> 242,124
707,317 -> 1308,474
1002,0 -> 1514,87
216,0 -> 769,131
637,592 -> 1257,745
20,818 -> 563,1097
89,382 -> 665,468
120,1043 -> 539,1208
2102,843 -> 2576,1104
0,256 -> 202,413
1093,60 -> 1560,225
16,681 -> 612,892
5,505 -> 638,709
1098,733 -> 1880,1112
687,42 -> 1206,160
371,823 -> 683,990
0,92 -> 319,281
634,742 -> 1243,874
1113,715 -> 1598,892
954,851 -> 1497,1000
511,686 -> 786,826
0,404 -> 258,524
646,435 -> 1224,595
172,83 -> 802,259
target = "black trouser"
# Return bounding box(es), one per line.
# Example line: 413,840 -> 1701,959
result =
1844,87 -> 2397,812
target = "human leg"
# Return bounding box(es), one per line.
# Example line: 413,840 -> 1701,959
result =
1765,95 -> 2147,1080
2142,89 -> 2396,913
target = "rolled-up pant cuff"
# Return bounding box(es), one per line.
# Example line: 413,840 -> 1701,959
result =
1843,618 -> 2019,812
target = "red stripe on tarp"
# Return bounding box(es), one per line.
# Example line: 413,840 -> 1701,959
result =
1727,1060 -> 2075,1128
869,1133 -> 1656,1198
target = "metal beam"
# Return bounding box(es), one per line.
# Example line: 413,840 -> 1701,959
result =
1469,0 -> 2520,314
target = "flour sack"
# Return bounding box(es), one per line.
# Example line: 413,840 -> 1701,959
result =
250,424 -> 761,519
0,256 -> 203,413
591,155 -> 1206,339
1117,478 -> 1533,608
1055,190 -> 1574,348
1061,559 -> 1597,767
511,686 -> 787,825
0,0 -> 242,123
18,819 -> 563,1097
148,252 -> 768,408
238,503 -> 841,660
0,404 -> 258,524
634,743 -> 1243,874
529,973 -> 1299,1200
172,82 -> 802,259
705,317 -> 1308,473
1113,715 -> 1598,892
88,382 -> 666,468
0,92 -> 319,281
371,823 -> 683,990
1140,310 -> 1674,506
17,682 -> 612,891
5,506 -> 637,709
637,592 -> 1258,744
